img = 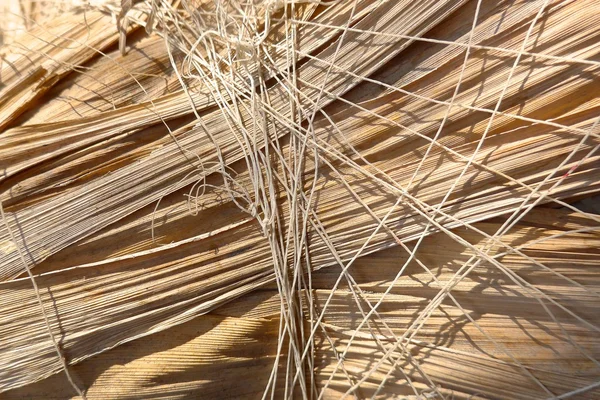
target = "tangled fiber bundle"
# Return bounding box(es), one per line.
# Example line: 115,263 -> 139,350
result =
0,0 -> 599,398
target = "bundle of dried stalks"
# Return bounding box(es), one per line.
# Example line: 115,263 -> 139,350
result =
0,0 -> 599,399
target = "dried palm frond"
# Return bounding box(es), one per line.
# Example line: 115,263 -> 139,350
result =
0,0 -> 599,399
